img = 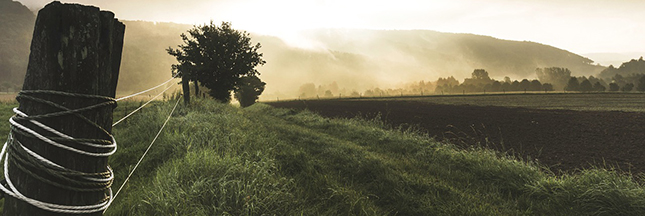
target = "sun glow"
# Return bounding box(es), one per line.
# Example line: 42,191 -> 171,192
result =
16,0 -> 645,53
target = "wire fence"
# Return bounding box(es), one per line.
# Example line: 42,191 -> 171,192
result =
0,76 -> 181,213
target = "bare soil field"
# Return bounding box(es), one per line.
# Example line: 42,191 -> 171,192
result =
268,99 -> 645,174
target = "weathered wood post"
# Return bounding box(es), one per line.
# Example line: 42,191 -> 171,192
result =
3,1 -> 124,215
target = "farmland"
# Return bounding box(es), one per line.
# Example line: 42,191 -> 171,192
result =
268,93 -> 645,174
371,92 -> 645,112
1,97 -> 645,215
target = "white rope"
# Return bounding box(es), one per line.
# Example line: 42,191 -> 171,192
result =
113,84 -> 175,127
17,139 -> 114,183
13,108 -> 116,150
110,96 -> 181,207
0,81 -> 180,213
115,76 -> 178,102
9,116 -> 117,157
1,114 -> 116,213
0,137 -> 115,213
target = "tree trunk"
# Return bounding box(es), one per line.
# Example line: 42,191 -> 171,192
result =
3,2 -> 124,215
194,80 -> 200,98
182,76 -> 190,105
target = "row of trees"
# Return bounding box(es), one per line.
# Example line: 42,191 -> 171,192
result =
297,67 -> 645,100
434,69 -> 555,94
297,82 -> 439,99
167,21 -> 266,107
562,73 -> 645,93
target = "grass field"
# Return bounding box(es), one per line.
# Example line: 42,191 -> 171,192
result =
347,92 -> 645,112
0,102 -> 15,143
0,93 -> 17,103
1,99 -> 645,215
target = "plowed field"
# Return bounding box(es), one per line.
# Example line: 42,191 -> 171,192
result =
268,99 -> 645,174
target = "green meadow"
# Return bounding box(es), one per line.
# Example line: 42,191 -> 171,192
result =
0,99 -> 644,215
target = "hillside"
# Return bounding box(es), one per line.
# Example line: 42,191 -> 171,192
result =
584,52 -> 645,67
300,29 -> 605,79
598,57 -> 645,80
0,3 -> 606,99
117,21 -> 187,94
0,0 -> 34,86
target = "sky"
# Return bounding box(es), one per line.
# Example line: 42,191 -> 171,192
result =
15,0 -> 645,54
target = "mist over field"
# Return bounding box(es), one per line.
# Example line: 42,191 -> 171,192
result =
3,1 -> 645,215
1,0 -> 644,101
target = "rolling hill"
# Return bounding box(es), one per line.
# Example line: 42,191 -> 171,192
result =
0,1 -> 606,99
0,0 -> 34,85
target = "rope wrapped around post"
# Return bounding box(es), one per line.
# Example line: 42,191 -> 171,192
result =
0,90 -> 118,214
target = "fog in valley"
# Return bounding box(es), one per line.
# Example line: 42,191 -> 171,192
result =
3,0 -> 645,101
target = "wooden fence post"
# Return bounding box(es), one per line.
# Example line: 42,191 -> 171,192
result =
3,2 -> 124,215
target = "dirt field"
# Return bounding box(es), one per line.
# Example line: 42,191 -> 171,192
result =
268,99 -> 645,174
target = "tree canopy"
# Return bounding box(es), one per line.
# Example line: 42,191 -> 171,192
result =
234,75 -> 266,107
565,77 -> 580,91
168,21 -> 266,102
536,67 -> 571,90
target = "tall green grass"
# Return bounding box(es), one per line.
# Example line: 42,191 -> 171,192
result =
2,99 -> 645,215
0,102 -> 16,140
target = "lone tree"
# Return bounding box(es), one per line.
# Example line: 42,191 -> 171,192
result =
168,21 -> 266,103
234,75 -> 266,107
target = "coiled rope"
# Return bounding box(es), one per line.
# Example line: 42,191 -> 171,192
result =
0,76 -> 181,213
0,90 -> 117,214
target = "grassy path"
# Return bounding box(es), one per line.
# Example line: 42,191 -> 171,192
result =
2,100 -> 645,215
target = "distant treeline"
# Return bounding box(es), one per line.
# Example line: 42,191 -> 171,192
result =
297,57 -> 645,98
435,69 -> 554,94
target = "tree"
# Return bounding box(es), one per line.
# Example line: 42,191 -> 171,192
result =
168,21 -> 265,103
324,90 -> 333,97
536,67 -> 572,90
491,81 -> 502,92
519,79 -> 531,91
579,79 -> 593,92
436,76 -> 459,87
472,69 -> 490,80
622,83 -> 634,92
565,77 -> 580,91
638,76 -> 645,92
530,80 -> 542,91
511,80 -> 520,91
593,82 -> 606,92
609,83 -> 620,92
501,82 -> 511,92
234,75 -> 266,107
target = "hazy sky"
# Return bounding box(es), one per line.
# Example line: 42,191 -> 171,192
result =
16,0 -> 645,54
